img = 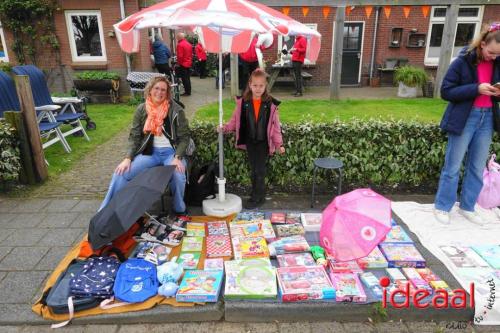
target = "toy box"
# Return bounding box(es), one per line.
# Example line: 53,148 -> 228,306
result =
277,253 -> 316,267
176,270 -> 223,302
300,213 -> 323,232
232,236 -> 270,260
379,243 -> 426,268
186,222 -> 206,237
329,273 -> 366,303
356,246 -> 388,269
204,258 -> 224,271
177,252 -> 201,270
277,266 -> 335,302
206,235 -> 232,258
224,259 -> 277,299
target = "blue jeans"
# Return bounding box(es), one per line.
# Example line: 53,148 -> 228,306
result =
435,107 -> 494,212
99,147 -> 187,213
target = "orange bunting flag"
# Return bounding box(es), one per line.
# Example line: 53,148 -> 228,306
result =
403,6 -> 411,19
302,6 -> 309,17
383,6 -> 391,19
421,5 -> 430,18
322,6 -> 331,19
346,6 -> 353,16
282,6 -> 290,16
364,6 -> 373,19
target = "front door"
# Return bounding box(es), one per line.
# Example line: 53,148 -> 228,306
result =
341,22 -> 363,85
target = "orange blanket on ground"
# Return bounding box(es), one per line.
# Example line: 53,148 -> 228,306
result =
32,214 -> 235,321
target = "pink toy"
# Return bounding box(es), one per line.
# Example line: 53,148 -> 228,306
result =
320,188 -> 392,261
477,154 -> 500,209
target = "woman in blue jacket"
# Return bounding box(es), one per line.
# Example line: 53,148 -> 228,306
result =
434,23 -> 500,225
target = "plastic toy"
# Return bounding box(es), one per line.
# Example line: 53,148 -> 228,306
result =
310,245 -> 327,266
157,256 -> 183,284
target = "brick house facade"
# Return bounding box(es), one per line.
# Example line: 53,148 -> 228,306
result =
0,2 -> 499,93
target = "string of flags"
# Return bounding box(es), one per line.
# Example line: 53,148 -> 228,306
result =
282,6 -> 432,19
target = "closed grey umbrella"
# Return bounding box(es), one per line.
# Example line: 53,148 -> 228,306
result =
88,165 -> 175,250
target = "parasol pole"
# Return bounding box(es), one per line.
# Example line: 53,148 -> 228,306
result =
217,27 -> 226,202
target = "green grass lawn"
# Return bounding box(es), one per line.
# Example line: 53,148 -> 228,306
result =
43,104 -> 135,177
194,98 -> 448,124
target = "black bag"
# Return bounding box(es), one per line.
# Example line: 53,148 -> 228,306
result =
185,162 -> 217,206
44,260 -> 100,314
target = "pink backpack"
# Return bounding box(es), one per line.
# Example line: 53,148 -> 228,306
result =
477,154 -> 500,209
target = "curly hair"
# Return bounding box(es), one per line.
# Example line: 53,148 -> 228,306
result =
143,76 -> 172,101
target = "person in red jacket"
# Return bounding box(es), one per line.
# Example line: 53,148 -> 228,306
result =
176,32 -> 193,96
239,36 -> 260,90
290,35 -> 307,97
195,42 -> 208,79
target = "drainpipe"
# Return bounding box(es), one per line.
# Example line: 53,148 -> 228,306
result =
120,0 -> 132,74
369,6 -> 380,82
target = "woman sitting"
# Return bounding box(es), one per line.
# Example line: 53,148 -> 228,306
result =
99,76 -> 191,219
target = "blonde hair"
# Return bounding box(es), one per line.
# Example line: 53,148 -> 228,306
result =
143,76 -> 172,101
468,22 -> 500,62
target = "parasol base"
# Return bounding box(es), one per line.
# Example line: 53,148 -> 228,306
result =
202,193 -> 242,217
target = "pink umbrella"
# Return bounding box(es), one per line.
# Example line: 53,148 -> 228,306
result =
319,188 -> 392,261
113,0 -> 321,212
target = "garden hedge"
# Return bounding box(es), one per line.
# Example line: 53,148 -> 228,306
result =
0,120 -> 21,186
190,120 -> 500,192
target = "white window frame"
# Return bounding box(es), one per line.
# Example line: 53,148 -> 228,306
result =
0,20 -> 9,62
424,5 -> 484,66
65,10 -> 107,62
277,23 -> 318,65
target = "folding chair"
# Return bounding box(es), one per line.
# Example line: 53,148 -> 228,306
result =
0,71 -> 71,154
12,65 -> 90,142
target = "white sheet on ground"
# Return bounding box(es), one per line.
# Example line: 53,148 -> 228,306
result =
392,201 -> 500,325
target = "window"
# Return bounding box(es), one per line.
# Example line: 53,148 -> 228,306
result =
277,23 -> 318,65
425,6 -> 483,66
0,20 -> 8,62
65,10 -> 107,62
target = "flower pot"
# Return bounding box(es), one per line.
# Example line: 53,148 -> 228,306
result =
397,82 -> 418,98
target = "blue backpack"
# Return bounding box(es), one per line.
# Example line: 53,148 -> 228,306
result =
69,256 -> 121,298
113,259 -> 159,303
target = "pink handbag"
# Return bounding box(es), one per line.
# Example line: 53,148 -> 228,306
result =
477,154 -> 500,209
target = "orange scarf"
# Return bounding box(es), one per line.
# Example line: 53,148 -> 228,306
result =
143,96 -> 169,136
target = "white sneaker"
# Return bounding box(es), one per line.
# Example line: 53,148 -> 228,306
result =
459,209 -> 486,226
434,209 -> 450,225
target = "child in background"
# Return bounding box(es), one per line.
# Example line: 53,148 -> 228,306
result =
220,69 -> 285,209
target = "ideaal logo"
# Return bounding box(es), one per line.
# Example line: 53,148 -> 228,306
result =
379,276 -> 475,309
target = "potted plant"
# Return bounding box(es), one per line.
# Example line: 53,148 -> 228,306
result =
73,71 -> 121,103
394,66 -> 428,98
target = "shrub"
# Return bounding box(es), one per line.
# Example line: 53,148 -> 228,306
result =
75,71 -> 120,80
0,120 -> 21,185
190,120 -> 500,192
394,66 -> 428,88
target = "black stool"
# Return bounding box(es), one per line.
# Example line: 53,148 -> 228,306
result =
311,157 -> 343,208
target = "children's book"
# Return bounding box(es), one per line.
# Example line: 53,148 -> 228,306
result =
268,236 -> 310,256
439,245 -> 490,268
230,220 -> 276,240
285,212 -> 301,224
277,266 -> 335,302
206,235 -> 232,258
379,243 -> 426,268
300,213 -> 323,232
382,226 -> 413,243
270,212 -> 286,224
386,268 -> 407,282
181,236 -> 204,252
329,273 -> 366,303
277,253 -> 316,267
429,280 -> 454,296
402,268 -> 432,293
356,246 -> 388,269
472,245 -> 500,269
177,252 -> 201,270
416,268 -> 441,282
224,259 -> 277,299
176,270 -> 224,302
186,222 -> 206,237
328,259 -> 363,273
235,211 -> 265,221
359,272 -> 383,299
275,223 -> 305,238
204,258 -> 224,271
130,241 -> 172,265
232,236 -> 270,260
206,221 -> 229,236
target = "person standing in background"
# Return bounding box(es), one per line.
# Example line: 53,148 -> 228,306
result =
176,32 -> 193,96
290,35 -> 307,97
239,35 -> 260,90
195,42 -> 207,79
152,33 -> 172,76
